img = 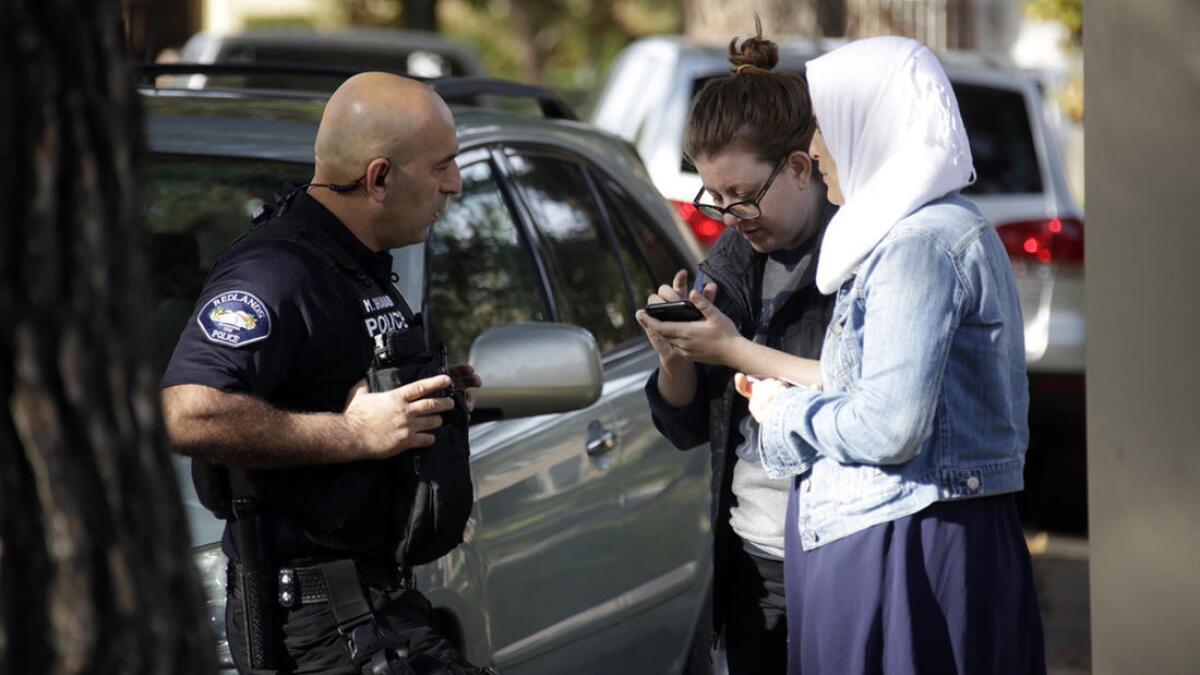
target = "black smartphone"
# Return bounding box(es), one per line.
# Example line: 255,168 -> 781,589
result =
644,300 -> 704,322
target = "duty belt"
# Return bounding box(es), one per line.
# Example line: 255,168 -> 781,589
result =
229,558 -> 414,609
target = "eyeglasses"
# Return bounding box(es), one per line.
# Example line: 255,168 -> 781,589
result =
691,122 -> 810,222
691,152 -> 792,222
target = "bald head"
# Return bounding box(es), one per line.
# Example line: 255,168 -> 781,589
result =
314,72 -> 451,181
308,72 -> 461,252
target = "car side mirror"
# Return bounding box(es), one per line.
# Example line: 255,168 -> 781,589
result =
467,323 -> 603,421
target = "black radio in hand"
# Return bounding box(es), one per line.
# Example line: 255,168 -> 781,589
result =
368,327 -> 457,400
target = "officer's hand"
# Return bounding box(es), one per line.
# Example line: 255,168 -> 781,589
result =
343,375 -> 456,459
448,363 -> 481,413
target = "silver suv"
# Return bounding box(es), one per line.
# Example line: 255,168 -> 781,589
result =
590,36 -> 1087,530
145,70 -> 713,673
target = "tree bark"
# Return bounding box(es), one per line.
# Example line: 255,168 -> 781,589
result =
0,1 -> 215,673
681,0 -> 818,42
403,0 -> 439,32
506,0 -> 543,85
816,0 -> 848,37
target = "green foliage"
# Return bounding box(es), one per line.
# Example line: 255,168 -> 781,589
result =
241,14 -> 316,30
1024,0 -> 1083,43
334,0 -> 683,99
1023,0 -> 1083,122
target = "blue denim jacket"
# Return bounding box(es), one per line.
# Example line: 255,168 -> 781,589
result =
759,194 -> 1029,550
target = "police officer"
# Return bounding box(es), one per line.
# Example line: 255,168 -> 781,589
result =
161,73 -> 488,674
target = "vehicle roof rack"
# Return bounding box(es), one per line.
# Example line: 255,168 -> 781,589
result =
135,63 -> 578,120
430,76 -> 576,120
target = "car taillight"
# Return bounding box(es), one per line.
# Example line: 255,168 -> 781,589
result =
671,200 -> 723,250
996,217 -> 1084,266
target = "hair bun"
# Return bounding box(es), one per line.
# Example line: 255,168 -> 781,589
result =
728,19 -> 779,74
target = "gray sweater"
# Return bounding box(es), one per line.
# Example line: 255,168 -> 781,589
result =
728,243 -> 819,560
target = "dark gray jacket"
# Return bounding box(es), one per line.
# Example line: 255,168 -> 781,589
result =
645,210 -> 836,637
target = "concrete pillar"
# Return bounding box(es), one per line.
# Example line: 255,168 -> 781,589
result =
1085,0 -> 1200,672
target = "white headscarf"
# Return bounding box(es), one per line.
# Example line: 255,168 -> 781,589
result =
808,37 -> 975,294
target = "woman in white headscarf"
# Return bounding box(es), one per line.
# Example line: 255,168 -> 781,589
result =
736,37 -> 1046,674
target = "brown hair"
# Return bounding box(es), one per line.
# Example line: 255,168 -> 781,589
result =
683,21 -> 817,166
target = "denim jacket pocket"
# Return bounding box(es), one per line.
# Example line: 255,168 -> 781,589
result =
832,465 -> 908,515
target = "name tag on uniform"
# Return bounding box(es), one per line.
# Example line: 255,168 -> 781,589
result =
362,292 -> 407,337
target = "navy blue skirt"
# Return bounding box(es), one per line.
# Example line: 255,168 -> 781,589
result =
783,490 -> 1045,675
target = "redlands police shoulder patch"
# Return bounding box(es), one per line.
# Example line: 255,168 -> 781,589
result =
198,290 -> 271,348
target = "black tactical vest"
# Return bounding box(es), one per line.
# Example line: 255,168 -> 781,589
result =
192,189 -> 472,567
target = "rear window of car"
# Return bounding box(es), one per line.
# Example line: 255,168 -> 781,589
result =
953,83 -> 1043,195
682,76 -> 1044,195
144,154 -> 306,373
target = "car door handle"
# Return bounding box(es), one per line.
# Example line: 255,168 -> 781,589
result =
586,426 -> 619,457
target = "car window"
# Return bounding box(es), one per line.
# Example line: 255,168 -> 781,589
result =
680,76 -> 720,173
144,154 -> 301,374
953,83 -> 1044,195
429,151 -> 549,363
599,178 -> 688,300
505,152 -> 640,352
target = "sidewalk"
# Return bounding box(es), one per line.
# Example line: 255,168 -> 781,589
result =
1028,531 -> 1091,674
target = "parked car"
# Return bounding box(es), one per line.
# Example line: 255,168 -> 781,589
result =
143,69 -> 714,673
591,36 -> 1088,531
174,28 -> 486,90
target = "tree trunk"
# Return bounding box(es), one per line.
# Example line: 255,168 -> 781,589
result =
816,0 -> 849,36
506,0 -> 543,85
681,0 -> 818,42
0,1 -> 215,673
403,0 -> 439,32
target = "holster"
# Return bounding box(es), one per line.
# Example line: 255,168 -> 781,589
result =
231,491 -> 280,670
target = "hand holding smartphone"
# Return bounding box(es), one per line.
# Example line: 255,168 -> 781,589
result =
644,300 -> 704,322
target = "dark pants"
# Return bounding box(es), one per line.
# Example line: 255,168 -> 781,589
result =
724,543 -> 788,675
784,492 -> 1046,675
227,571 -> 482,675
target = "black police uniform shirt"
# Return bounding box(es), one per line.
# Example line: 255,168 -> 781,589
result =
161,190 -> 411,560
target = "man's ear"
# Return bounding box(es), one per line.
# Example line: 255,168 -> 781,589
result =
788,150 -> 813,190
365,157 -> 390,201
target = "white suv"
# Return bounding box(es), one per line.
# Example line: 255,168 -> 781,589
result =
591,36 -> 1087,530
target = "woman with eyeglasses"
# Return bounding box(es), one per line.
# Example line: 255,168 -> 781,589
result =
737,37 -> 1046,674
634,26 -> 835,674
